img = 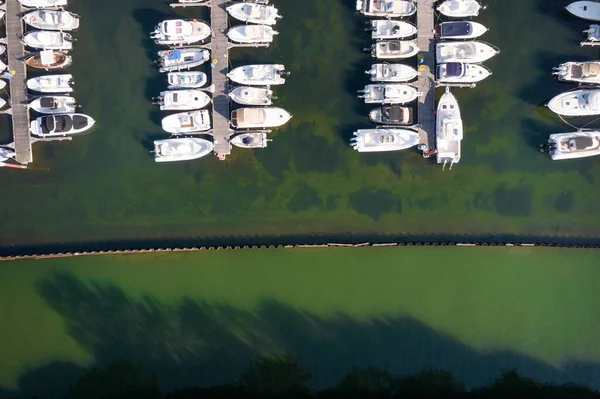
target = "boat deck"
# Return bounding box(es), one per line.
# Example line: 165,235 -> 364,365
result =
415,0 -> 436,151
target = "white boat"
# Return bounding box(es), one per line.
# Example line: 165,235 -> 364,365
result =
436,21 -> 488,40
29,96 -> 77,114
230,132 -> 270,148
227,25 -> 278,44
553,61 -> 600,84
358,83 -> 419,104
227,64 -> 288,86
231,107 -> 292,129
547,89 -> 600,117
23,10 -> 80,31
371,40 -> 419,59
167,71 -> 207,89
30,113 -> 95,137
0,98 -> 6,109
229,86 -> 274,105
546,131 -> 600,160
436,62 -> 491,84
566,1 -> 600,21
155,90 -> 211,111
154,137 -> 213,163
583,24 -> 600,43
26,74 -> 73,93
0,81 -> 5,91
23,31 -> 73,50
356,0 -> 417,17
226,2 -> 281,25
157,48 -> 210,73
369,105 -> 414,125
161,110 -> 211,133
18,0 -> 67,8
366,63 -> 418,82
368,20 -> 417,40
25,50 -> 72,70
150,19 -> 211,46
436,41 -> 499,64
436,88 -> 463,169
350,128 -> 420,152
437,0 -> 481,18
0,146 -> 15,163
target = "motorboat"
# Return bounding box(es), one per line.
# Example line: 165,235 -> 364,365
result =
229,86 -> 274,105
436,88 -> 463,170
27,74 -> 73,93
356,0 -> 417,17
547,89 -> 600,117
157,48 -> 210,73
29,96 -> 77,114
368,20 -> 417,40
369,105 -> 414,125
546,131 -> 600,160
566,1 -> 600,21
227,25 -> 278,44
227,64 -> 288,85
161,110 -> 211,133
25,50 -> 72,70
226,2 -> 281,25
436,21 -> 487,40
437,0 -> 481,17
167,71 -> 207,89
370,40 -> 419,59
231,107 -> 292,129
18,0 -> 67,7
0,146 -> 15,163
154,137 -> 213,163
436,41 -> 499,63
230,132 -> 270,148
366,63 -> 418,82
30,113 -> 95,137
583,24 -> 600,43
23,31 -> 73,50
436,62 -> 491,84
358,83 -> 419,104
350,128 -> 420,152
150,19 -> 211,46
154,90 -> 211,111
23,10 -> 80,31
553,61 -> 600,84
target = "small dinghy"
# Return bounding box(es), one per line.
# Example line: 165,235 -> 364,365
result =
231,107 -> 292,129
436,41 -> 499,64
370,40 -> 420,59
437,0 -> 481,18
356,0 -> 416,17
547,88 -> 600,117
566,1 -> 600,21
436,21 -> 488,40
546,131 -> 600,160
436,88 -> 463,169
230,132 -> 270,148
553,61 -> 600,84
229,86 -> 274,105
227,64 -> 288,85
18,0 -> 67,8
154,137 -> 213,163
29,96 -> 77,114
23,31 -> 73,50
227,25 -> 278,44
154,90 -> 211,111
167,71 -> 207,89
366,63 -> 418,82
30,113 -> 95,137
369,105 -> 414,125
151,19 -> 211,46
25,50 -> 72,70
368,20 -> 417,40
226,2 -> 282,25
27,74 -> 73,93
157,48 -> 210,73
436,62 -> 491,84
351,128 -> 420,152
358,83 -> 419,104
23,10 -> 80,31
161,110 -> 211,133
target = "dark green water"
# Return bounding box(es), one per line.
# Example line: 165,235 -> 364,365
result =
1,0 -> 599,251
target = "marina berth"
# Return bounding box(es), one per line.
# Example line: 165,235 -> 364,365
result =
25,50 -> 72,70
226,3 -> 282,25
29,96 -> 77,114
157,48 -> 210,73
29,113 -> 95,137
167,71 -> 207,89
546,131 -> 600,160
371,40 -> 419,59
229,86 -> 274,105
153,138 -> 214,163
553,61 -> 600,84
154,90 -> 211,111
23,10 -> 80,31
547,88 -> 600,117
350,128 -> 420,152
437,0 -> 482,18
358,83 -> 419,104
23,31 -> 73,51
436,41 -> 499,64
368,20 -> 417,40
436,21 -> 488,40
230,132 -> 270,148
227,64 -> 288,85
565,1 -> 600,21
161,110 -> 211,133
27,74 -> 73,93
436,62 -> 491,84
436,88 -> 463,170
18,0 -> 67,8
369,105 -> 414,125
366,63 -> 419,82
230,107 -> 292,129
227,25 -> 278,44
151,19 -> 211,46
356,0 -> 417,18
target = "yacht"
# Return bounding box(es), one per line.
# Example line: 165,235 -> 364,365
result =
366,63 -> 418,82
356,0 -> 417,17
23,10 -> 80,31
546,131 -> 600,160
436,21 -> 487,40
553,61 -> 600,84
167,71 -> 207,89
436,62 -> 491,84
154,137 -> 213,162
151,19 -> 211,46
227,25 -> 278,44
350,128 -> 420,152
547,89 -> 600,117
369,105 -> 414,125
30,113 -> 95,137
231,107 -> 292,129
154,90 -> 211,111
436,88 -> 463,170
26,74 -> 73,93
436,41 -> 499,63
18,0 -> 67,7
371,40 -> 419,59
226,2 -> 281,25
368,20 -> 417,40
25,50 -> 72,70
230,132 -> 270,148
29,96 -> 77,114
227,64 -> 288,85
157,48 -> 210,73
358,84 -> 419,104
565,1 -> 600,21
437,0 -> 481,18
161,110 -> 211,133
229,86 -> 274,105
23,31 -> 73,50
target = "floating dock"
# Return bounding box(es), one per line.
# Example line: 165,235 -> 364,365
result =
415,0 -> 436,151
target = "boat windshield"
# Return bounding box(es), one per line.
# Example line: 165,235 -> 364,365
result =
445,62 -> 464,77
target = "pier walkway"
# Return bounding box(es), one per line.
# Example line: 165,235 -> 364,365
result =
415,0 -> 436,151
210,0 -> 231,157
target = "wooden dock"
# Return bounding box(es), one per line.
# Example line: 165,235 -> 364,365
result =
415,0 -> 436,151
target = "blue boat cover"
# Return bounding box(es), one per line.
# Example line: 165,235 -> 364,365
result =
445,63 -> 463,77
167,50 -> 181,60
441,22 -> 471,37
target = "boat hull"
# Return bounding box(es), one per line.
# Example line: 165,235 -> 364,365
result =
436,63 -> 491,84
229,87 -> 273,105
231,107 -> 292,129
566,1 -> 600,21
23,10 -> 80,31
161,110 -> 211,133
158,90 -> 211,111
367,64 -> 418,82
167,72 -> 207,89
23,31 -> 73,50
18,0 -> 68,8
373,40 -> 420,59
227,64 -> 287,86
437,0 -> 481,17
226,3 -> 281,25
370,20 -> 417,40
436,41 -> 499,64
154,138 -> 213,162
548,131 -> 600,160
351,128 -> 420,152
25,51 -> 72,70
230,132 -> 269,148
547,89 -> 600,117
29,96 -> 76,114
436,21 -> 487,40
30,113 -> 95,136
227,25 -> 277,44
157,48 -> 210,73
436,90 -> 463,166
